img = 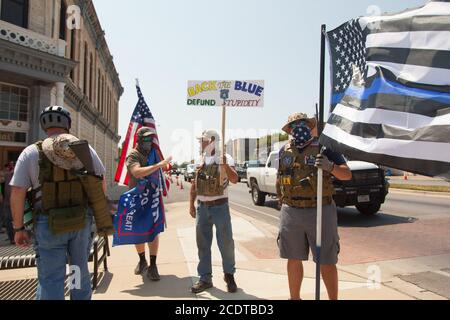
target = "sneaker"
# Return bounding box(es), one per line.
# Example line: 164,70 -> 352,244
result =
191,280 -> 213,294
134,260 -> 148,275
224,274 -> 237,293
147,264 -> 161,281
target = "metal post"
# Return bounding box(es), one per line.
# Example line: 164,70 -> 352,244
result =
222,104 -> 226,156
316,24 -> 327,301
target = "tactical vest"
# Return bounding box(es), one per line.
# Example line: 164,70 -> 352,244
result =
196,162 -> 225,197
33,142 -> 89,235
278,141 -> 335,208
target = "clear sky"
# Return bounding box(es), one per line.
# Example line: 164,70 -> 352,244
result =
93,0 -> 426,163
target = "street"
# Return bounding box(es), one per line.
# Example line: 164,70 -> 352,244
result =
227,183 -> 450,264
168,176 -> 450,299
167,178 -> 450,265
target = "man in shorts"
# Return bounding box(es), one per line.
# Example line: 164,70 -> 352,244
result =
277,113 -> 352,300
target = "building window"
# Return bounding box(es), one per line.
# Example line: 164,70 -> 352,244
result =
69,29 -> 76,80
0,0 -> 29,28
89,53 -> 93,100
0,131 -> 27,143
97,70 -> 101,110
83,43 -> 88,95
59,0 -> 67,40
0,83 -> 29,122
107,89 -> 111,121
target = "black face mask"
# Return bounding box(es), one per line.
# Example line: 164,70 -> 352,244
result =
138,141 -> 152,154
137,136 -> 153,155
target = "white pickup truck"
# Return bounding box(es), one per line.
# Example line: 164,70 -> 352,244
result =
246,151 -> 389,215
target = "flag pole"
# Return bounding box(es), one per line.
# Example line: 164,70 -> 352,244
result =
316,23 -> 327,301
221,102 -> 227,179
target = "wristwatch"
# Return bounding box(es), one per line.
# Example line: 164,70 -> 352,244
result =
13,226 -> 26,233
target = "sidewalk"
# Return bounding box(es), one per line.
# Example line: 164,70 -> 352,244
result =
1,200 -> 442,300
90,201 -> 414,300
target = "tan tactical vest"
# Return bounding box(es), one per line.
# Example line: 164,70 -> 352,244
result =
196,162 -> 225,197
279,141 -> 335,208
33,142 -> 89,234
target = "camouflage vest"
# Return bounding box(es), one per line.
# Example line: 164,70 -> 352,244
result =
33,142 -> 89,235
278,141 -> 334,208
196,161 -> 224,197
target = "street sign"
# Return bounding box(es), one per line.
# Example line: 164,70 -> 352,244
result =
187,80 -> 265,107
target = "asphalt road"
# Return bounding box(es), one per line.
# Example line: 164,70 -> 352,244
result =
228,182 -> 450,224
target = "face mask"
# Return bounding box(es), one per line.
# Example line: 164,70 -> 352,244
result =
203,141 -> 216,156
138,135 -> 153,153
292,125 -> 313,150
141,142 -> 152,153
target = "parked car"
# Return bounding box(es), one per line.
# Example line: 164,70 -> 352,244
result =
235,163 -> 248,183
246,151 -> 389,215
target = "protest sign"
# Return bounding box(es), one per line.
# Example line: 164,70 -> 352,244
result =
187,80 -> 264,108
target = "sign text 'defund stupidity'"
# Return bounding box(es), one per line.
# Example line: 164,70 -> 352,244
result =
187,81 -> 265,108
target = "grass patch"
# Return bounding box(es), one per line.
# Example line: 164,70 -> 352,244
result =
389,184 -> 450,193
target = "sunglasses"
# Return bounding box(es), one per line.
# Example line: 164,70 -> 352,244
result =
142,137 -> 153,142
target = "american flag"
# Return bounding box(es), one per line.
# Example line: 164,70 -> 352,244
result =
321,0 -> 450,180
115,85 -> 165,185
327,19 -> 367,111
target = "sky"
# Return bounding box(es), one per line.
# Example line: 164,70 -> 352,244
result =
93,0 -> 426,164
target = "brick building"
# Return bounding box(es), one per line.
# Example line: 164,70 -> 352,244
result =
0,0 -> 122,187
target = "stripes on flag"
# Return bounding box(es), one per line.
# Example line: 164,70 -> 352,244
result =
116,122 -> 139,186
115,86 -> 166,186
322,0 -> 450,180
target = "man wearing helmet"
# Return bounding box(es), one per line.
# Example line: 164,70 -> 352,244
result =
189,129 -> 239,294
9,106 -> 107,300
125,127 -> 172,281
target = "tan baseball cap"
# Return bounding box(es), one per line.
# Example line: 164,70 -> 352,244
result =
137,127 -> 157,138
197,129 -> 221,142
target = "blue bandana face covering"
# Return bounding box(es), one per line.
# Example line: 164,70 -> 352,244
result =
291,123 -> 313,150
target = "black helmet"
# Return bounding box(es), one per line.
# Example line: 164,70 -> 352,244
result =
40,106 -> 72,131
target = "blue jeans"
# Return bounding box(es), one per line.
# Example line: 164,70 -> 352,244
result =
3,205 -> 14,242
33,214 -> 93,300
196,202 -> 236,283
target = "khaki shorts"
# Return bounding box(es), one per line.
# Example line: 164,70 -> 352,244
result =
278,203 -> 340,265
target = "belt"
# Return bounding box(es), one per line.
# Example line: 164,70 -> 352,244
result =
285,196 -> 333,209
290,196 -> 333,201
198,198 -> 229,207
